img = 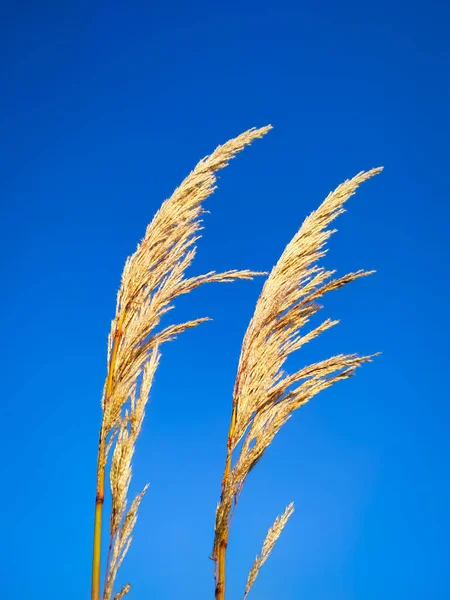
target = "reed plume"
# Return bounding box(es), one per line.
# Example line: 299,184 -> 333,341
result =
243,502 -> 294,599
212,167 -> 383,600
91,125 -> 272,600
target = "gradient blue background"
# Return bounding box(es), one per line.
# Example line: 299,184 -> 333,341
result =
2,1 -> 449,598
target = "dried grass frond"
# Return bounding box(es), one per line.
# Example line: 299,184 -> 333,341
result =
231,169 -> 382,449
104,484 -> 149,600
243,503 -> 294,599
102,125 -> 272,439
93,125 -> 272,600
113,584 -> 131,600
213,168 -> 382,599
109,351 -> 159,542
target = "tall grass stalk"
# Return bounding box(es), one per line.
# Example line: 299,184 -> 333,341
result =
212,168 -> 383,600
90,126 -> 271,600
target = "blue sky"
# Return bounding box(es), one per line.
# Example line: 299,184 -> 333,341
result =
2,1 -> 449,599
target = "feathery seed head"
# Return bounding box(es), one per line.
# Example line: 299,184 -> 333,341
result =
213,167 -> 382,595
100,126 -> 272,600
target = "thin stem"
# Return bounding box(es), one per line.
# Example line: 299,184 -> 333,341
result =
91,312 -> 126,600
92,439 -> 105,600
215,537 -> 228,600
214,401 -> 238,600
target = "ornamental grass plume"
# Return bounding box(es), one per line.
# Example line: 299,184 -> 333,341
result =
212,167 -> 383,600
91,125 -> 271,600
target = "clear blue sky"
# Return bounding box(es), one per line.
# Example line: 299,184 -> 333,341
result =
2,1 -> 449,599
